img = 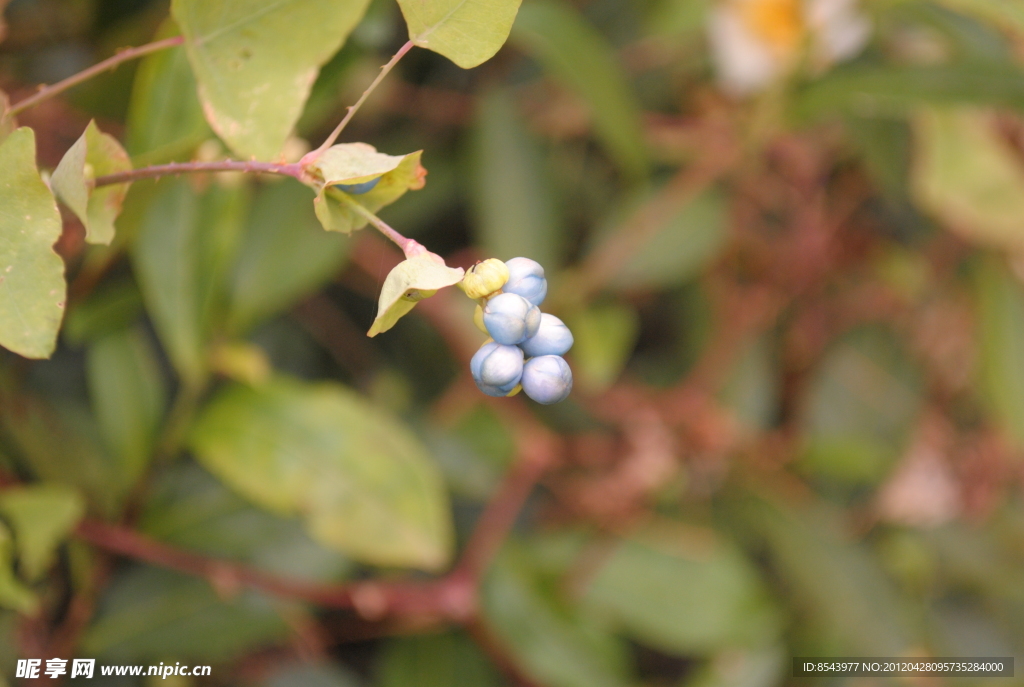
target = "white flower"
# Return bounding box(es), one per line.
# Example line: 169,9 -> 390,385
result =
709,0 -> 871,95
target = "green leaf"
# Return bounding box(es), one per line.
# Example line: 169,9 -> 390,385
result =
646,0 -> 711,36
171,0 -> 371,159
228,180 -> 350,334
684,646 -> 785,687
567,303 -> 639,391
62,278 -> 143,345
911,107 -> 1024,251
793,64 -> 1024,122
799,327 -> 921,485
377,631 -> 502,687
125,31 -> 211,163
844,116 -> 913,202
139,464 -> 352,582
933,0 -> 1024,35
0,524 -> 36,614
512,1 -> 649,180
973,257 -> 1024,450
471,88 -> 561,267
131,180 -> 248,385
0,128 -> 65,359
396,0 -> 522,69
86,327 -> 166,486
368,255 -> 465,337
719,337 -> 779,432
0,485 -> 84,581
584,524 -> 780,654
188,377 -> 453,570
50,120 -> 131,246
610,189 -> 728,289
0,395 -> 121,516
81,566 -> 288,662
483,541 -> 630,687
735,495 -> 913,655
307,143 -> 425,234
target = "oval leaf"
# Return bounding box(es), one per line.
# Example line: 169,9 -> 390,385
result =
0,484 -> 85,581
584,525 -> 780,654
511,1 -> 649,180
912,107 -> 1024,251
368,255 -> 465,337
189,377 -> 454,570
308,143 -> 425,234
0,127 -> 65,359
397,0 -> 523,69
50,120 -> 132,245
171,0 -> 372,159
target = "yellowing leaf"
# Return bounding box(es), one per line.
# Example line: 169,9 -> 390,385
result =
307,143 -> 425,233
368,256 -> 464,337
50,120 -> 132,245
397,0 -> 523,69
189,377 -> 454,570
171,0 -> 371,159
0,127 -> 65,359
912,108 -> 1024,251
0,485 -> 85,581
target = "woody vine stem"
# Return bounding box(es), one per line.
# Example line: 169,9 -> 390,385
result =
11,35 -> 420,252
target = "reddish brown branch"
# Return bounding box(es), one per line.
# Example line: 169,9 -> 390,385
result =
93,160 -> 304,187
455,427 -> 559,582
74,520 -> 466,620
8,36 -> 184,116
74,423 -> 557,623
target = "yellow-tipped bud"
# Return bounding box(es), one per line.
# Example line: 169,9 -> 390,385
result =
460,259 -> 509,300
505,384 -> 522,397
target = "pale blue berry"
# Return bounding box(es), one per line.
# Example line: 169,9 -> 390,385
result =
483,292 -> 541,345
521,355 -> 572,404
471,342 -> 524,389
520,313 -> 573,357
336,177 -> 382,194
503,257 -> 548,306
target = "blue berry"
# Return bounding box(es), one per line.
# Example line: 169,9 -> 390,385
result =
336,177 -> 382,194
521,355 -> 572,404
471,342 -> 524,389
504,257 -> 547,306
520,313 -> 573,357
482,292 -> 541,345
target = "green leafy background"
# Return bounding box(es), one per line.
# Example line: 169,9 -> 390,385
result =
1,0 -> 1024,684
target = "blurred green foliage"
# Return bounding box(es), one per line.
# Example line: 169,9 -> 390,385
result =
1,0 -> 1024,685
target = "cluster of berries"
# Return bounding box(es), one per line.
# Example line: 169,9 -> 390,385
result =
461,258 -> 573,404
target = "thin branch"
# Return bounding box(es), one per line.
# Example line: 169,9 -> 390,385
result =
74,519 -> 465,620
93,160 -> 304,188
455,428 -> 558,582
7,36 -> 184,116
338,193 -> 414,252
311,40 -> 415,156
